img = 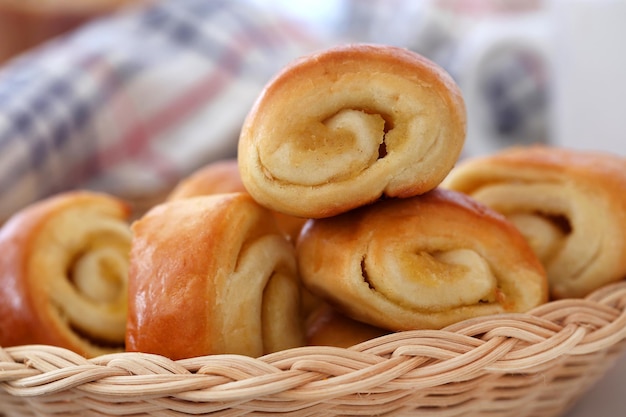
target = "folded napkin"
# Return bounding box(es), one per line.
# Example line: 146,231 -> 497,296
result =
0,0 -> 322,220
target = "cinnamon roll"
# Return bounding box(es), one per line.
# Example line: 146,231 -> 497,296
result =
443,145 -> 626,299
126,192 -> 304,359
296,188 -> 548,331
238,43 -> 466,218
0,191 -> 131,357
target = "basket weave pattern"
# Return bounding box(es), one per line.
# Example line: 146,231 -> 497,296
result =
1,281 -> 626,417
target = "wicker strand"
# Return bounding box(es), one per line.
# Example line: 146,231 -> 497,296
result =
1,281 -> 626,417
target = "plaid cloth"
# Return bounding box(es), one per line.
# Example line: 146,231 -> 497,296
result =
0,0 -> 323,220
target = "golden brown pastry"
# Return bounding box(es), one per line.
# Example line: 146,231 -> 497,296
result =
443,145 -> 626,299
166,159 -> 318,318
306,303 -> 390,348
0,191 -> 131,358
238,43 -> 467,219
166,159 -> 247,200
296,188 -> 548,331
126,192 -> 304,360
167,158 -> 307,244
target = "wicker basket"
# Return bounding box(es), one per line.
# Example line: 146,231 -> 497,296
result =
1,280 -> 625,417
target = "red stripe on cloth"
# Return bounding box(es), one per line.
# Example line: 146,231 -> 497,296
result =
106,48 -> 242,180
72,46 -> 245,190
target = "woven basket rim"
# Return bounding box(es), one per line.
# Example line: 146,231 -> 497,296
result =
1,280 -> 625,409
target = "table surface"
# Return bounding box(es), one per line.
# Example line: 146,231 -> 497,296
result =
565,352 -> 626,416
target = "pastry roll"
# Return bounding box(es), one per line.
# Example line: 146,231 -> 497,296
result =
166,159 -> 247,201
126,192 -> 304,360
296,188 -> 548,331
166,159 -> 317,318
238,43 -> 466,218
0,191 -> 131,358
306,303 -> 390,349
167,158 -> 307,243
443,145 -> 626,299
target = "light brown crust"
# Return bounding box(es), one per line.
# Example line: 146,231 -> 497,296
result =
167,159 -> 307,243
443,145 -> 626,298
166,159 -> 247,200
305,303 -> 390,348
126,192 -> 304,360
0,191 -> 131,358
296,188 -> 548,331
238,43 -> 466,218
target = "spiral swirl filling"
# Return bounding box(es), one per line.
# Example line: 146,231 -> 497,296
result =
255,68 -> 445,191
38,212 -> 131,348
363,244 -> 501,312
224,234 -> 301,356
471,182 -> 601,282
265,109 -> 391,185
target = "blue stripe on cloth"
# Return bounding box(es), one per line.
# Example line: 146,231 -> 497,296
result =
138,1 -> 227,59
132,0 -> 315,85
0,55 -> 142,203
0,2 -> 213,207
0,76 -> 89,197
0,0 -> 320,220
0,78 -> 72,149
135,0 -> 308,67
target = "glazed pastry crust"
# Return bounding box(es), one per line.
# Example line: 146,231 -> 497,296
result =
167,159 -> 246,201
126,192 -> 304,360
167,159 -> 307,244
296,188 -> 548,331
0,191 -> 131,357
238,43 -> 466,218
306,303 -> 390,348
443,145 -> 626,299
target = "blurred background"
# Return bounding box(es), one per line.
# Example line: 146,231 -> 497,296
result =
249,0 -> 626,157
1,3 -> 624,414
0,0 -> 624,219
